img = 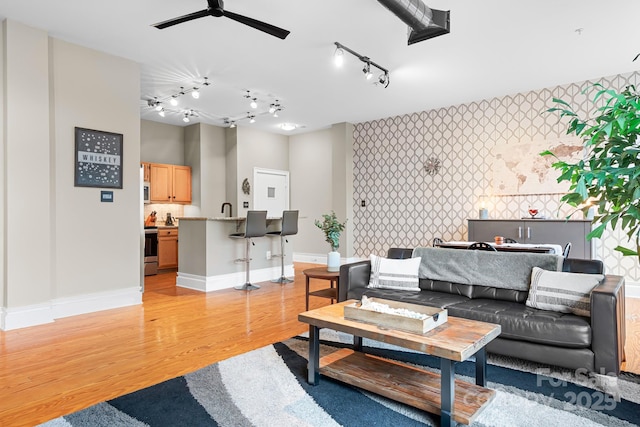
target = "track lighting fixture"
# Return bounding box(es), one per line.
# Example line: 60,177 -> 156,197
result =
158,108 -> 165,117
146,78 -> 210,119
183,114 -> 190,123
244,91 -> 259,108
249,114 -> 256,124
333,42 -> 390,88
230,121 -> 236,128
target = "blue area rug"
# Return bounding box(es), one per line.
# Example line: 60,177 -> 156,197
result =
41,334 -> 640,426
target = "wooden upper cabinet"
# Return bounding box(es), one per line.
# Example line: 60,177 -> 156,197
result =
149,163 -> 191,204
141,162 -> 151,182
172,165 -> 192,204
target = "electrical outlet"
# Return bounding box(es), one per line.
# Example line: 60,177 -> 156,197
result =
266,251 -> 271,260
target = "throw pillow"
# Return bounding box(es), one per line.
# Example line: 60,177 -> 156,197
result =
525,267 -> 604,317
368,254 -> 421,291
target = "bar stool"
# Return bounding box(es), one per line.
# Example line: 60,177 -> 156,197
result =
267,210 -> 299,284
229,210 -> 267,290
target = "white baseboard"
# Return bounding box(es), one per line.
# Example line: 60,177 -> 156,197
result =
1,303 -> 55,330
176,264 -> 294,292
1,286 -> 142,331
52,287 -> 142,319
627,281 -> 640,299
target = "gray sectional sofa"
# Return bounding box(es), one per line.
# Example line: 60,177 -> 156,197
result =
338,247 -> 626,376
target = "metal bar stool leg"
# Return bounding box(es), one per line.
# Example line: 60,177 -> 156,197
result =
272,235 -> 293,284
235,238 -> 260,290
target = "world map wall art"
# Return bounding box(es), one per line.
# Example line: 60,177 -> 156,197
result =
490,138 -> 584,196
74,127 -> 123,189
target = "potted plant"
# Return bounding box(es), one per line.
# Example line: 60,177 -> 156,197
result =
543,83 -> 640,260
315,211 -> 347,271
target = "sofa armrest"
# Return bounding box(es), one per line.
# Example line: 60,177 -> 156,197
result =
591,274 -> 625,376
338,260 -> 371,302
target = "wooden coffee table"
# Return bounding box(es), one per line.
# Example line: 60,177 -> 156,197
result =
298,300 -> 502,426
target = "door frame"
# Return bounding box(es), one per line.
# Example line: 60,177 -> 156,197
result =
253,167 -> 290,213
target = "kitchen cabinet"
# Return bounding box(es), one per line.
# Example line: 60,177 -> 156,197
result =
141,162 -> 151,182
467,219 -> 593,259
149,163 -> 192,204
158,228 -> 178,269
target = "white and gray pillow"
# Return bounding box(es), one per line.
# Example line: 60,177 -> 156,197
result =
525,267 -> 604,317
367,254 -> 421,291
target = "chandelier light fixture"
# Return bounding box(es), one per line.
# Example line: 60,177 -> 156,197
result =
333,42 -> 390,88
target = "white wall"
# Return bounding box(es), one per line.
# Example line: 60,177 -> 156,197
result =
51,40 -> 141,298
3,20 -> 51,313
1,20 -> 142,329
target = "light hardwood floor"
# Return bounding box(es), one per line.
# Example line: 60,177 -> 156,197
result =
0,263 -> 638,427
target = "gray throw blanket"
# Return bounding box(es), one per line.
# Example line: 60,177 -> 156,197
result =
412,247 -> 562,291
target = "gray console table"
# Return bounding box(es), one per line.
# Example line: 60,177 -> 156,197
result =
467,219 -> 593,259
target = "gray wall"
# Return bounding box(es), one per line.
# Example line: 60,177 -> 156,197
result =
197,123 -> 227,217
289,128 -> 333,256
233,126 -> 289,217
140,119 -> 184,164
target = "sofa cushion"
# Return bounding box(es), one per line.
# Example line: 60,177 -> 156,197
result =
362,288 -> 470,309
368,254 -> 421,291
447,298 -> 591,348
526,267 -> 604,317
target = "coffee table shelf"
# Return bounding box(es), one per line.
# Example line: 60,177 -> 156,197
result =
320,348 -> 495,425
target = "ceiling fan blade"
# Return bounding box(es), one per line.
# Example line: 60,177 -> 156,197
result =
223,10 -> 290,39
152,9 -> 211,29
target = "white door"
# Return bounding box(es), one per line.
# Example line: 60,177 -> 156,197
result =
253,168 -> 289,217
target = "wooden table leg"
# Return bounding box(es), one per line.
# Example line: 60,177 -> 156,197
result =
307,325 -> 320,385
440,358 -> 455,427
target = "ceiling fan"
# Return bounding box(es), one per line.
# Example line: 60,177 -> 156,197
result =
152,0 -> 290,40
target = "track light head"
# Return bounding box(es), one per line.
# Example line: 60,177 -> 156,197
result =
170,96 -> 178,106
183,113 -> 190,123
191,87 -> 200,99
269,104 -> 276,114
158,108 -> 165,117
202,77 -> 210,86
230,121 -> 236,128
250,98 -> 257,109
378,72 -> 390,88
363,62 -> 373,80
334,46 -> 344,67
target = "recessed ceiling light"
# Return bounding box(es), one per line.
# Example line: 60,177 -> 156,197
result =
280,123 -> 296,131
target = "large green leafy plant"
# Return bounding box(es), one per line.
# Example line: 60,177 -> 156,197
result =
315,211 -> 347,252
542,83 -> 640,260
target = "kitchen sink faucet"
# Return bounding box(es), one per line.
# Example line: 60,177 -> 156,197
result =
221,202 -> 233,218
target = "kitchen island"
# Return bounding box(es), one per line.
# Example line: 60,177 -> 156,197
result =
176,217 -> 293,292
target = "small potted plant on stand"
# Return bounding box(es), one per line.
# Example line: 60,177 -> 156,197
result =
315,211 -> 347,272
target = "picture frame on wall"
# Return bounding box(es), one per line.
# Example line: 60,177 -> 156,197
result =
74,127 -> 123,189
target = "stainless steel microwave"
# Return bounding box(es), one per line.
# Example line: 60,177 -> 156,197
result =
143,181 -> 150,204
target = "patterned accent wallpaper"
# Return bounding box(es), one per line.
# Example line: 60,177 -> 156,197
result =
353,71 -> 640,283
